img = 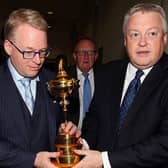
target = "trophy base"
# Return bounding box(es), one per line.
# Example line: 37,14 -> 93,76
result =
52,133 -> 82,168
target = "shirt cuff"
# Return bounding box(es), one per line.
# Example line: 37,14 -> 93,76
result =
102,151 -> 111,168
82,139 -> 90,149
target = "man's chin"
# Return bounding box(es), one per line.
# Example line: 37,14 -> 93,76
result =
27,71 -> 39,78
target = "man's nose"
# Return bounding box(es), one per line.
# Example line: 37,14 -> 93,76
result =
138,35 -> 147,47
32,53 -> 41,64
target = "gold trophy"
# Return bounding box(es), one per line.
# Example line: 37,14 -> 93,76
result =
47,59 -> 81,168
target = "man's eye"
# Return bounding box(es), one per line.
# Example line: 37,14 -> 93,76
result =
133,33 -> 139,37
88,51 -> 95,55
148,31 -> 158,37
24,51 -> 34,54
129,32 -> 140,39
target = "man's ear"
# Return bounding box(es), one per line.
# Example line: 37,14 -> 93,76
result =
73,52 -> 77,61
124,37 -> 127,47
163,33 -> 168,47
95,52 -> 98,61
4,40 -> 12,56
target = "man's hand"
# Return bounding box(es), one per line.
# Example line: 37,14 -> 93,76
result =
73,149 -> 103,168
59,121 -> 81,138
34,151 -> 59,168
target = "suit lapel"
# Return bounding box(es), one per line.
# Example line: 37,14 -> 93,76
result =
0,64 -> 30,144
113,62 -> 128,139
67,67 -> 80,124
39,71 -> 62,150
91,60 -> 135,148
120,55 -> 168,132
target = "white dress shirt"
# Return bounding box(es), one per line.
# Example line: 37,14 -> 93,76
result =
7,58 -> 39,115
77,67 -> 95,129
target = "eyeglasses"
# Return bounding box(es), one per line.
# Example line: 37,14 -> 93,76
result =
126,28 -> 164,41
8,40 -> 52,59
74,50 -> 97,56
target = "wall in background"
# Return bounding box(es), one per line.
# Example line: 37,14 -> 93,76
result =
82,0 -> 164,64
162,0 -> 168,53
0,0 -> 166,66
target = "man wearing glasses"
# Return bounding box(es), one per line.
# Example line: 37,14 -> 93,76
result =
0,8 -> 80,168
67,37 -> 98,129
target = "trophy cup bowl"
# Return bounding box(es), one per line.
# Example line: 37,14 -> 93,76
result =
47,59 -> 81,168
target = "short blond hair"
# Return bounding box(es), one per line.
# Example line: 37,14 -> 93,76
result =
4,8 -> 48,40
123,3 -> 167,35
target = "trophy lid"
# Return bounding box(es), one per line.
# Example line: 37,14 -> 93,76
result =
57,59 -> 68,78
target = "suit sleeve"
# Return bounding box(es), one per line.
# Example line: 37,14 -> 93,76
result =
82,98 -> 99,149
108,87 -> 168,168
0,139 -> 35,168
108,136 -> 168,167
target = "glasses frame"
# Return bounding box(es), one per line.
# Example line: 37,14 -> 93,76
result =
74,50 -> 97,56
8,40 -> 52,59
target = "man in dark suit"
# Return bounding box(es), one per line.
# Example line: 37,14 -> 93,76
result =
74,3 -> 168,168
67,37 -> 98,129
0,8 -> 80,168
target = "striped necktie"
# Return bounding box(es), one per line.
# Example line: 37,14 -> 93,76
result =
118,69 -> 144,130
20,78 -> 34,115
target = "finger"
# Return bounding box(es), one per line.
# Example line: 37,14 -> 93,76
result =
75,129 -> 81,138
69,125 -> 77,135
59,122 -> 70,133
49,152 -> 60,158
59,123 -> 66,133
64,121 -> 77,134
77,137 -> 83,144
73,149 -> 88,156
64,121 -> 73,132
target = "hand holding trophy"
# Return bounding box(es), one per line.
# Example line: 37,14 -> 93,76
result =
47,59 -> 82,168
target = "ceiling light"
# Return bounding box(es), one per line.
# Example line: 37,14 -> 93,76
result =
47,11 -> 54,15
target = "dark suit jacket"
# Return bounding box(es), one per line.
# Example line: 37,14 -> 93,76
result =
0,62 -> 63,168
66,65 -> 100,126
66,66 -> 80,125
82,54 -> 168,167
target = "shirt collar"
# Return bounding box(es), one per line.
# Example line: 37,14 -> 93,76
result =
76,67 -> 93,76
128,63 -> 153,77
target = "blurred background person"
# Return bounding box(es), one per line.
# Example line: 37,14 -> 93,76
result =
67,37 -> 99,129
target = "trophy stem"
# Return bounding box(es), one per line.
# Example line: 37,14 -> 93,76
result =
62,95 -> 68,122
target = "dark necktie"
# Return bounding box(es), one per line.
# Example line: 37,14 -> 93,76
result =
20,78 -> 34,114
83,72 -> 92,119
118,69 -> 144,130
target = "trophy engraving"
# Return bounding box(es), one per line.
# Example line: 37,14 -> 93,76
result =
47,59 -> 81,168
